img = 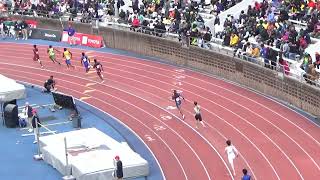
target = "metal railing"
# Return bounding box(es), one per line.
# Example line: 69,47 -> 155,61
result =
187,38 -> 320,87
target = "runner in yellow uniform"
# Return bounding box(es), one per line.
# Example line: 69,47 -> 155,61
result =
63,48 -> 74,69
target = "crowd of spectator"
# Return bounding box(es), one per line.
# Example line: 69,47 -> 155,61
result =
218,0 -> 318,58
0,0 -> 243,40
212,0 -> 320,85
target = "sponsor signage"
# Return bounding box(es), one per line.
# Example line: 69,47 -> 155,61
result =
29,28 -> 62,42
25,20 -> 37,28
61,31 -> 104,48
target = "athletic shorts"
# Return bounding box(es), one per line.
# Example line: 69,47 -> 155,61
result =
33,54 -> 40,61
84,62 -> 89,68
49,55 -> 55,60
65,59 -> 71,65
175,100 -> 181,109
195,114 -> 202,121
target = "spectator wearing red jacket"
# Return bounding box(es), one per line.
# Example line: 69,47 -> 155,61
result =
131,16 -> 140,28
308,0 -> 316,9
279,57 -> 290,75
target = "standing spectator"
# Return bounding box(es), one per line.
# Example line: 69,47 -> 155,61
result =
279,57 -> 290,75
242,168 -> 251,180
260,44 -> 270,68
14,21 -> 21,40
0,20 -> 5,39
22,102 -> 33,132
31,109 -> 41,144
194,101 -> 206,129
225,140 -> 239,176
65,24 -> 76,45
113,156 -> 123,180
20,20 -> 28,40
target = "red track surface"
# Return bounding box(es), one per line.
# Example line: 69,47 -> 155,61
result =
0,42 -> 320,180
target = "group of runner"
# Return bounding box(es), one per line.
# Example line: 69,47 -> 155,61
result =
172,89 -> 205,129
32,45 -> 104,81
172,89 -> 246,178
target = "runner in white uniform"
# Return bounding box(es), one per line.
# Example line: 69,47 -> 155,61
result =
194,101 -> 206,129
225,140 -> 239,176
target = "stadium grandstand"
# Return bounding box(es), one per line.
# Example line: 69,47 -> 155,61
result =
0,0 -> 319,85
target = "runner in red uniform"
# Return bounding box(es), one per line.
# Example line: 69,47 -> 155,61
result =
33,45 -> 43,68
93,59 -> 104,81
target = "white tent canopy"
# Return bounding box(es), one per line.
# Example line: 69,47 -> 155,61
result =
0,74 -> 26,102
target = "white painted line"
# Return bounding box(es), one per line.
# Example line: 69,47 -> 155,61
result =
166,106 -> 177,110
21,131 -> 57,137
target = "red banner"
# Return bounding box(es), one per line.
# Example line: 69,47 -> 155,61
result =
25,20 -> 37,28
61,31 -> 103,48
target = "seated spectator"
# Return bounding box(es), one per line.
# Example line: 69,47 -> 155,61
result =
316,52 -> 320,69
311,21 -> 320,38
244,42 -> 253,55
301,53 -> 312,72
280,41 -> 290,58
251,46 -> 260,58
305,62 -> 320,85
229,33 -> 239,47
131,16 -> 140,30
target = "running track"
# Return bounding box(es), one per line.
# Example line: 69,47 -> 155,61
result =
0,42 -> 320,180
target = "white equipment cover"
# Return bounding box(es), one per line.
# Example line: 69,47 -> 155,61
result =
0,74 -> 26,102
39,128 -> 149,180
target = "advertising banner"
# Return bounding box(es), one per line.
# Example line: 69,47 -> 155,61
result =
29,28 -> 62,42
25,20 -> 37,28
61,31 -> 103,48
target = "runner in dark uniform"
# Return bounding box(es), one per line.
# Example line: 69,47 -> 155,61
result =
81,52 -> 91,73
172,90 -> 185,119
33,45 -> 43,68
93,59 -> 104,81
